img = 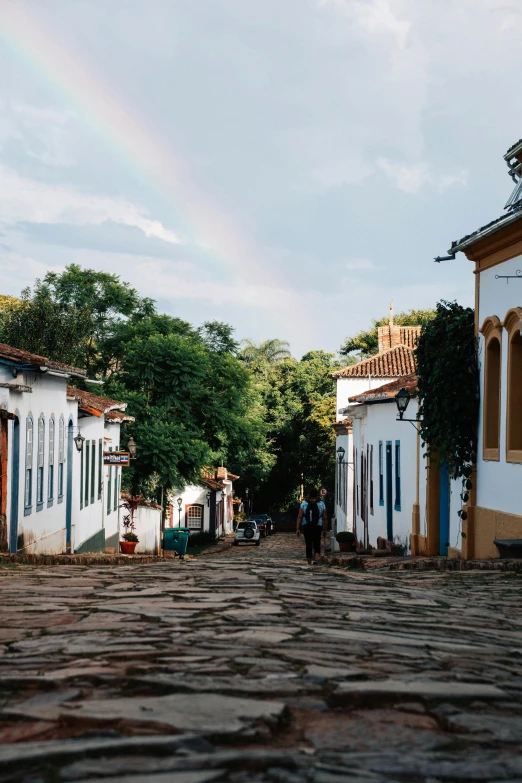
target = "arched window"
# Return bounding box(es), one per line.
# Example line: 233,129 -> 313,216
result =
48,416 -> 55,503
480,316 -> 502,460
24,414 -> 34,514
58,415 -> 65,501
186,504 -> 204,530
37,414 -> 45,509
505,307 -> 522,462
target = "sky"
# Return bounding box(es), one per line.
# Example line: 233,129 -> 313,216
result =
0,0 -> 521,358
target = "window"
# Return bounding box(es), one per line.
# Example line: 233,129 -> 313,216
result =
378,442 -> 384,506
89,440 -> 95,505
58,416 -> 65,501
84,439 -> 90,507
186,504 -> 203,530
25,414 -> 34,513
36,415 -> 45,509
394,441 -> 401,511
370,445 -> 374,515
48,416 -> 55,503
505,308 -> 522,462
480,316 -> 502,460
98,439 -> 103,500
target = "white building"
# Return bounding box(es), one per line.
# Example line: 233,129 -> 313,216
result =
0,342 -> 133,555
330,311 -> 419,541
168,467 -> 238,538
439,138 -> 522,558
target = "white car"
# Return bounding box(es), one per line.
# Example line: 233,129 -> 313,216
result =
234,521 -> 261,546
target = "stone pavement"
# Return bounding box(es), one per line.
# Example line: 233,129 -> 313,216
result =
0,534 -> 522,782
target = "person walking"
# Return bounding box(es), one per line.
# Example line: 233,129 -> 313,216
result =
296,488 -> 328,565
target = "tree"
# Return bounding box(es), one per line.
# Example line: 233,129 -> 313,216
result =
239,338 -> 292,365
340,308 -> 436,360
199,321 -> 239,355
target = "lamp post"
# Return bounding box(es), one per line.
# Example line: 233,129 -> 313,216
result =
127,437 -> 137,458
206,491 -> 211,507
337,445 -> 345,462
177,497 -> 182,526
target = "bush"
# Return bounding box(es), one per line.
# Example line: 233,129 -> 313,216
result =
122,532 -> 139,543
336,531 -> 356,543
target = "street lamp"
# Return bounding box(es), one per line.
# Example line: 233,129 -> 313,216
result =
337,446 -> 346,462
73,431 -> 85,453
206,491 -> 211,507
395,388 -> 410,420
177,497 -> 182,526
127,436 -> 137,458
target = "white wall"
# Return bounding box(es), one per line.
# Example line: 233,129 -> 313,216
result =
3,371 -> 75,554
73,415 -> 105,552
169,485 -> 211,532
477,254 -> 522,515
134,504 -> 161,555
336,376 -> 398,420
334,429 -> 353,533
103,422 -> 121,548
350,399 -> 426,552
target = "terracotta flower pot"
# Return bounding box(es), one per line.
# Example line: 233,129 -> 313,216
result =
338,541 -> 356,553
120,541 -> 137,555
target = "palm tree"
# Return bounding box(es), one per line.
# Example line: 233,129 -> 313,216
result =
240,338 -> 292,365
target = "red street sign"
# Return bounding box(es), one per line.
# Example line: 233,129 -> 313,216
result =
320,488 -> 328,496
104,451 -> 130,466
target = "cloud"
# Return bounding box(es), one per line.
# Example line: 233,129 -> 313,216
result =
377,158 -> 468,194
344,258 -> 381,271
319,0 -> 411,49
0,164 -> 181,244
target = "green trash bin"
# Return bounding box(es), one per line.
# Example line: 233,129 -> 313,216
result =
164,527 -> 190,559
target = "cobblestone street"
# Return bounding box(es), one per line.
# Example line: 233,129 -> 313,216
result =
1,534 -> 522,782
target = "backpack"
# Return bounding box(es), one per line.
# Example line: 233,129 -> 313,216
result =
304,500 -> 320,527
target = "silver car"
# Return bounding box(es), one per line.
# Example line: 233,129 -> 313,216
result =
234,520 -> 261,546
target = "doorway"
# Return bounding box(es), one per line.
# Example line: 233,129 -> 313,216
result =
439,462 -> 450,556
66,420 -> 73,553
385,441 -> 393,541
9,415 -> 19,553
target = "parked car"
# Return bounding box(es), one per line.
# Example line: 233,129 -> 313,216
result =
234,520 -> 261,546
252,513 -> 272,535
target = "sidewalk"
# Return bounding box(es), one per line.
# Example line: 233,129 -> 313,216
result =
319,551 -> 522,572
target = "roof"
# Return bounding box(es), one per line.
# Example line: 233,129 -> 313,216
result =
0,343 -> 86,378
505,138 -> 522,158
348,373 -> 417,404
450,210 -> 522,254
201,477 -> 226,492
67,387 -> 128,418
331,345 -> 416,379
105,410 -> 135,424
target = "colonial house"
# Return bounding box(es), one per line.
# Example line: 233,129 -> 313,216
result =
439,138 -> 522,558
66,388 -> 134,554
0,342 -> 133,555
343,374 -> 462,556
168,467 -> 238,538
331,307 -> 419,539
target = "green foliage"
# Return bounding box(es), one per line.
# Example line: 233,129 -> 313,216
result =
340,308 -> 436,359
239,338 -> 291,366
415,301 -> 479,516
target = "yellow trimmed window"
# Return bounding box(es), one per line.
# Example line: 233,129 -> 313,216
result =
480,316 -> 502,460
504,308 -> 522,463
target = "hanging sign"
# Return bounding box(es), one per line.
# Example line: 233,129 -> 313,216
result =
320,487 -> 328,497
104,451 -> 130,466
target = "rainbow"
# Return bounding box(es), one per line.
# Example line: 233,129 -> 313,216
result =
0,3 -> 267,286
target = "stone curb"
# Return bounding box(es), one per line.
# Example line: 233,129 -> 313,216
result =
318,553 -> 522,572
0,553 -> 168,567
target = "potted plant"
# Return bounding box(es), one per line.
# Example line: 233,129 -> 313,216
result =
120,495 -> 142,555
336,531 -> 356,553
120,531 -> 139,555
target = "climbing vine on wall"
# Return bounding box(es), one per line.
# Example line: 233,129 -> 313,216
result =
415,301 -> 479,522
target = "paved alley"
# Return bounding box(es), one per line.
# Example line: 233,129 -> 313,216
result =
1,534 -> 522,782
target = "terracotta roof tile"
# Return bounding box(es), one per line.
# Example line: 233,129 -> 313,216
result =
67,387 -> 127,417
331,345 -> 416,379
0,343 -> 86,378
349,373 -> 417,403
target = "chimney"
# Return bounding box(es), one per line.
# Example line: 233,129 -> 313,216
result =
216,466 -> 227,481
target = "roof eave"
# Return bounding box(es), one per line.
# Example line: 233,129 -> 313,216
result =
449,210 -> 522,255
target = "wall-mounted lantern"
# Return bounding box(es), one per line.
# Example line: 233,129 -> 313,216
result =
73,432 -> 85,453
127,436 -> 137,458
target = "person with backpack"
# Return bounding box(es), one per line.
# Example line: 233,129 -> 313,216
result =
296,488 -> 328,565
